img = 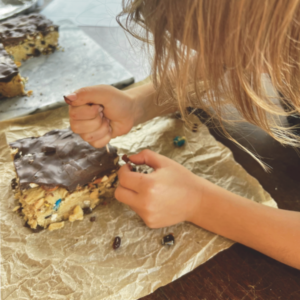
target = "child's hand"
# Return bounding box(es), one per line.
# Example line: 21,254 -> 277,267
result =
66,85 -> 136,148
115,150 -> 204,228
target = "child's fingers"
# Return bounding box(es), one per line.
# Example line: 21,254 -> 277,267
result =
80,119 -> 111,143
129,149 -> 170,170
70,114 -> 103,134
115,185 -> 138,207
69,104 -> 102,120
65,85 -> 115,107
117,164 -> 147,192
88,132 -> 111,148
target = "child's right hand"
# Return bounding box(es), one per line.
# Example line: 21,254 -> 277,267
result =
66,85 -> 137,148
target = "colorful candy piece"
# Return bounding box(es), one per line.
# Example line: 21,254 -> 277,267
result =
53,199 -> 62,211
162,234 -> 175,246
173,136 -> 186,147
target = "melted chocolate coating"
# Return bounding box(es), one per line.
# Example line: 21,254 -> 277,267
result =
10,129 -> 118,192
0,43 -> 18,82
0,13 -> 59,47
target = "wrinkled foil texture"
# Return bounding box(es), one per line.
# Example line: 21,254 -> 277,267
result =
0,106 -> 277,300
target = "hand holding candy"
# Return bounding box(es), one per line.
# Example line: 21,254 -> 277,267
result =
115,150 -> 204,228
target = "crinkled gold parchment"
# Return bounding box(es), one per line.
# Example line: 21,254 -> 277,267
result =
0,106 -> 277,300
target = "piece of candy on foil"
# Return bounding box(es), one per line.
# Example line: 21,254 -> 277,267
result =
173,136 -> 186,147
113,236 -> 121,249
161,234 -> 175,246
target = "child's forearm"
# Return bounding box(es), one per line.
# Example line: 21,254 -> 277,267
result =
125,82 -> 178,126
190,178 -> 300,269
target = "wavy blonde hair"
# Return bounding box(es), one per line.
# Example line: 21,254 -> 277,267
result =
117,0 -> 300,167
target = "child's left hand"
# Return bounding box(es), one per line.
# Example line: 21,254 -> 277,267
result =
115,149 -> 204,228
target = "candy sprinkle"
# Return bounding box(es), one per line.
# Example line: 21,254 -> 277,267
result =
53,199 -> 62,211
173,136 -> 186,147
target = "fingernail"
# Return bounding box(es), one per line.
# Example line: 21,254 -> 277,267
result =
63,96 -> 72,105
99,112 -> 103,118
64,93 -> 77,102
98,106 -> 103,113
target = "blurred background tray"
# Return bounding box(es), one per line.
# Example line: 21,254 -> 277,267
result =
0,19 -> 134,121
0,0 -> 40,21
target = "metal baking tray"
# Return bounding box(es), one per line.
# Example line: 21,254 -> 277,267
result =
0,0 -> 40,21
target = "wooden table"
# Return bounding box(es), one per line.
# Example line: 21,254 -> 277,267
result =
141,114 -> 300,299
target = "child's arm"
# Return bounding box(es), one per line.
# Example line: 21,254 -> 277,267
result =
67,83 -> 177,148
192,179 -> 300,269
116,150 -> 300,270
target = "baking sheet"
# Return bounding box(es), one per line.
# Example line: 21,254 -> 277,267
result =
0,19 -> 134,121
0,106 -> 277,300
0,0 -> 38,21
42,0 -> 123,27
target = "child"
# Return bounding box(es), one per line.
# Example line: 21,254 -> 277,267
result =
65,1 -> 300,269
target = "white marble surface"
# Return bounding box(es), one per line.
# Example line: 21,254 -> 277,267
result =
0,20 -> 134,121
42,0 -> 123,27
43,0 -> 151,83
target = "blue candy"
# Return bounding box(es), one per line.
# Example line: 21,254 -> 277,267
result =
53,199 -> 62,211
173,136 -> 186,147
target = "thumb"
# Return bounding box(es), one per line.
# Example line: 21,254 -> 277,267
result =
64,85 -> 115,107
129,149 -> 170,170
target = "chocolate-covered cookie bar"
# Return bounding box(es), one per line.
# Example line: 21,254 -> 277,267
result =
0,13 -> 59,63
10,129 -> 119,231
0,44 -> 25,98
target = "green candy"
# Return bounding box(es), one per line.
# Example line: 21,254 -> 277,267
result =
173,136 -> 186,147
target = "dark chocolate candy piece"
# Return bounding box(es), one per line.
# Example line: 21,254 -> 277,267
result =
83,207 -> 93,215
11,178 -> 18,190
90,216 -> 96,222
162,234 -> 175,246
122,154 -> 130,163
113,236 -> 121,250
33,48 -> 41,57
10,129 -> 118,192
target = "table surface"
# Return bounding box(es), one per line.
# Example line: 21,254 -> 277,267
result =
41,2 -> 300,299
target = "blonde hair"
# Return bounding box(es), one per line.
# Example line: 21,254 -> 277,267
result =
117,0 -> 300,168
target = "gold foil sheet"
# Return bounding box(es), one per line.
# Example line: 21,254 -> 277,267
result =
0,106 -> 277,300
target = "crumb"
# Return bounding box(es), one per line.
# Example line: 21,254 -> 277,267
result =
27,90 -> 33,97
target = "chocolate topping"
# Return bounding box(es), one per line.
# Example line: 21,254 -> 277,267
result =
0,43 -> 18,82
0,14 -> 59,47
10,129 -> 118,192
